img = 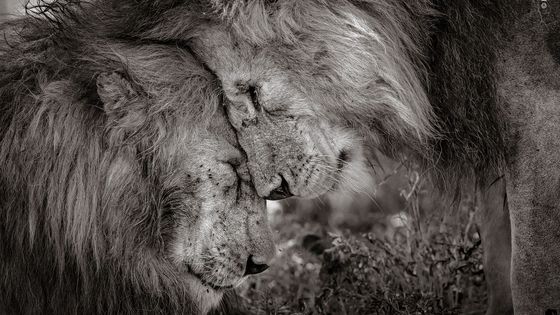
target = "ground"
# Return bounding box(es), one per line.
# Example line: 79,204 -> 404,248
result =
237,167 -> 487,315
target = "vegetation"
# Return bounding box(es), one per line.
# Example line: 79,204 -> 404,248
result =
236,170 -> 487,315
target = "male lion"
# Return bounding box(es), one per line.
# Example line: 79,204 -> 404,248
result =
0,9 -> 274,314
163,1 -> 555,314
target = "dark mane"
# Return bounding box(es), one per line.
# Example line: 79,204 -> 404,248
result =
355,0 -> 515,192
10,0 -> 515,191
0,1 -> 229,313
421,0 -> 515,189
204,0 -> 517,193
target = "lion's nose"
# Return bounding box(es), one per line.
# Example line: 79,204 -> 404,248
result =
264,174 -> 293,200
244,255 -> 269,276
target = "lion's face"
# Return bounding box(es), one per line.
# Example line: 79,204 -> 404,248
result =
218,69 -> 366,200
97,65 -> 275,310
184,1 -> 432,200
191,28 -> 370,199
161,127 -> 275,291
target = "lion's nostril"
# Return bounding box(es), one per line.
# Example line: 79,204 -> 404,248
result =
265,174 -> 293,200
244,255 -> 269,276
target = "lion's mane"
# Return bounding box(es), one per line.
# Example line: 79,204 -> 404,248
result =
205,0 -> 517,193
0,0 -> 522,311
5,0 -> 517,191
0,1 -> 241,313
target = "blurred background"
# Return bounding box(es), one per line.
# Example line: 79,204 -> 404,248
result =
241,155 -> 485,315
1,2 -> 488,313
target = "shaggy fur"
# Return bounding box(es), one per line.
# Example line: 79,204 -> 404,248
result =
0,1 -> 513,193
193,0 -> 514,194
4,0 -> 551,313
187,1 -> 560,314
1,0 -> 512,191
141,0 -> 523,313
0,3 -> 275,313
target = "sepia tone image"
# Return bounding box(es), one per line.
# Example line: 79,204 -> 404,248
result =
1,1 -> 559,314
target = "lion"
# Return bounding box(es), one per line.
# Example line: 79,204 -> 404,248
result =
148,1 -> 555,314
4,0 -> 558,313
0,9 -> 274,315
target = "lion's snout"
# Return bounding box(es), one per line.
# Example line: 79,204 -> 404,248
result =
264,174 -> 293,200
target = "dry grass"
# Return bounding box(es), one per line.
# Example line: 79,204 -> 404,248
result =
235,170 -> 487,315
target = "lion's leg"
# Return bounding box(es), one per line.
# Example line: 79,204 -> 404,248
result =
500,65 -> 560,314
506,163 -> 560,314
477,178 -> 513,315
496,5 -> 560,311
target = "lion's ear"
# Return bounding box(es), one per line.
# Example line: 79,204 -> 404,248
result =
96,72 -> 136,112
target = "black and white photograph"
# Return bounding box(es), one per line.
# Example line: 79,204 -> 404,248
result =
1,0 -> 559,314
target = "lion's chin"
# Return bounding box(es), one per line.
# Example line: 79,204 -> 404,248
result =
186,273 -> 226,315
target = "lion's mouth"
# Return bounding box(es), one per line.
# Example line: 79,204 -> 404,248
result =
187,266 -> 234,291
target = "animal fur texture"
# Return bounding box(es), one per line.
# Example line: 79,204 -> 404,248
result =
192,1 -> 560,314
0,2 -> 275,313
4,0 -> 560,314
157,0 -> 560,314
191,0 -> 513,197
